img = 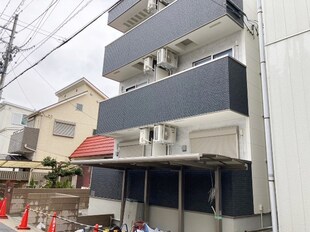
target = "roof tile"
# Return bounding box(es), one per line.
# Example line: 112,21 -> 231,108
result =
70,135 -> 114,159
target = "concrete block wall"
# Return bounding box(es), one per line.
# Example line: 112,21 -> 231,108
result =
9,188 -> 90,214
27,193 -> 79,232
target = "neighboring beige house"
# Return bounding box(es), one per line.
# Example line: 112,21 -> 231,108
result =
8,78 -> 108,162
0,101 -> 34,156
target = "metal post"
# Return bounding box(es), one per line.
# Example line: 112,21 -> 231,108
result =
257,1 -> 279,231
143,169 -> 149,223
178,168 -> 184,232
0,14 -> 18,100
215,167 -> 222,232
120,169 -> 127,226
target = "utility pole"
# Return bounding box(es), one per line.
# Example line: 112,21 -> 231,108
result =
0,14 -> 18,100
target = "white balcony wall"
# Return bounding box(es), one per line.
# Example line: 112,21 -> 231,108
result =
177,31 -> 244,72
118,31 -> 244,94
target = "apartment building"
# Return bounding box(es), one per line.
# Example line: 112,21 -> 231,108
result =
72,1 -> 271,231
261,0 -> 310,231
0,101 -> 33,156
8,78 -> 107,162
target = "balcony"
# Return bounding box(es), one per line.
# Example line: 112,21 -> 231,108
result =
8,127 -> 39,155
103,0 -> 244,81
108,0 -> 156,32
0,171 -> 46,181
97,57 -> 248,134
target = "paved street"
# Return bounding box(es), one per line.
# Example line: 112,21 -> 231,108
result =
0,222 -> 16,232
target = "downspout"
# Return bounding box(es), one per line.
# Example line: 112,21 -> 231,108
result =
24,144 -> 36,152
256,0 -> 279,231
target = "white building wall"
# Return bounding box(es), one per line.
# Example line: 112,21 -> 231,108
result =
119,31 -> 244,93
0,103 -> 33,155
263,0 -> 310,231
242,1 -> 270,215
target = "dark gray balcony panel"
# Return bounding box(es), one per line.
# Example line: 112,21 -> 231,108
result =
97,57 -> 248,134
108,0 -> 141,24
103,0 -> 243,76
8,127 -> 39,155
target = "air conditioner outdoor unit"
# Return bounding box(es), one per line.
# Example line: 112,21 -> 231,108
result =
157,48 -> 178,70
139,128 -> 150,145
153,124 -> 176,144
143,56 -> 154,73
147,0 -> 157,13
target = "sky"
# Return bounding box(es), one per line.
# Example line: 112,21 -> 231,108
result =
0,0 -> 122,110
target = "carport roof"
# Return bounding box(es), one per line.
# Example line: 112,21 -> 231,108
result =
0,160 -> 50,169
70,153 -> 250,171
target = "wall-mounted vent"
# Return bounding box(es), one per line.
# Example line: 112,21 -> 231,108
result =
130,17 -> 139,23
127,19 -> 135,26
123,22 -> 131,28
139,11 -> 147,17
135,14 -> 143,20
175,39 -> 196,50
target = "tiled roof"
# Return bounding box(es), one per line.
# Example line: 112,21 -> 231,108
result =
70,135 -> 114,159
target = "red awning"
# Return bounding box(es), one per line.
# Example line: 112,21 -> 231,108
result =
70,135 -> 114,159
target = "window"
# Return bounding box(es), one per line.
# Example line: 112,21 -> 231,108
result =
125,86 -> 136,92
76,103 -> 83,112
192,48 -> 233,67
53,120 -> 76,138
192,56 -> 211,66
11,113 -> 27,125
213,48 -> 233,59
125,81 -> 148,92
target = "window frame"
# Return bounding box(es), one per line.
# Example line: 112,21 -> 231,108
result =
53,119 -> 76,138
192,48 -> 233,67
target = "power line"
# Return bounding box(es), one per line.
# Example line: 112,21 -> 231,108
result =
0,0 -> 123,92
19,53 -> 99,122
10,63 -> 36,109
17,0 -> 60,34
0,0 -> 12,18
0,13 -> 66,41
19,0 -> 60,48
7,0 -> 90,74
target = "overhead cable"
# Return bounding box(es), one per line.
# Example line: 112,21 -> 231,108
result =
0,0 -> 123,92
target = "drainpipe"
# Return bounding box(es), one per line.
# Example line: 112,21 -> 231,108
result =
257,0 -> 279,231
24,144 -> 36,152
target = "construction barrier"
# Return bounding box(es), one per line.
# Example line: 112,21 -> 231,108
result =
0,197 -> 8,219
28,207 -> 125,232
16,204 -> 30,230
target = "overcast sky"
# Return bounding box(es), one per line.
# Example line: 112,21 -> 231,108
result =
0,0 -> 121,110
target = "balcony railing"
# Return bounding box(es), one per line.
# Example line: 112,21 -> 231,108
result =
103,0 -> 244,78
0,171 -> 45,181
97,56 -> 248,134
8,127 -> 39,155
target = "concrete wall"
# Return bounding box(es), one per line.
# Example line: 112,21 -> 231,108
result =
263,0 -> 310,231
9,188 -> 90,214
28,193 -> 79,232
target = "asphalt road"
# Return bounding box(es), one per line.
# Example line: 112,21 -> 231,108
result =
0,222 -> 16,231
